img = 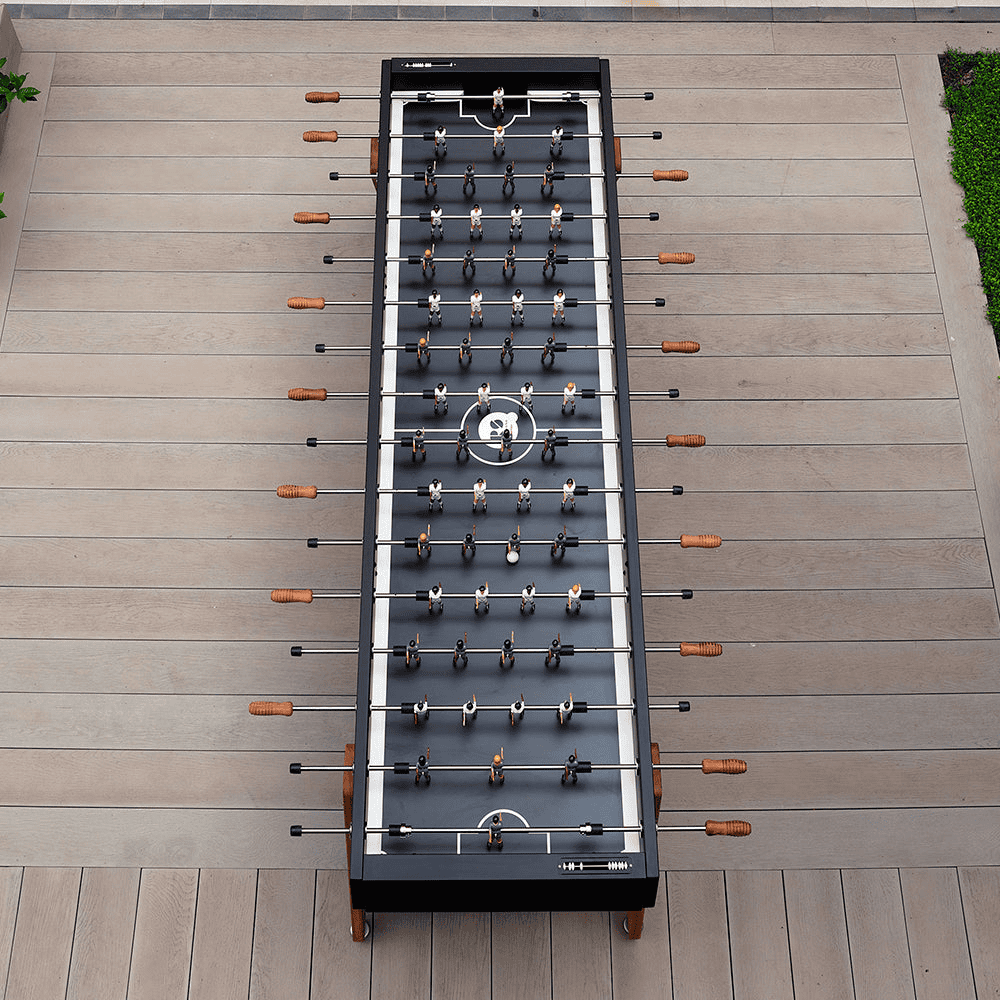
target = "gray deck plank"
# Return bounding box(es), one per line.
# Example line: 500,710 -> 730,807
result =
490,912 -> 552,1000
370,912 -> 432,1000
665,870 -> 733,1000
188,870 -> 256,1000
312,870 -> 372,1000
900,868 -> 977,1000
431,912 -> 490,1000
956,867 -> 1000,1000
4,867 -> 80,1000
0,868 -> 24,1000
66,868 -> 140,1000
841,868 -> 914,1000
126,869 -> 197,1000
250,871 -> 314,1000
551,911 -> 611,1000
784,869 -> 854,1000
608,876 -> 671,998
726,870 -> 794,1000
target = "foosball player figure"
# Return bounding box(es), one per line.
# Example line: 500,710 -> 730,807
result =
542,426 -> 559,459
489,748 -> 505,785
434,124 -> 447,157
415,748 -> 431,785
517,477 -> 532,512
470,204 -> 484,240
542,245 -> 557,279
500,333 -> 515,366
458,330 -> 473,365
487,812 -> 503,850
541,336 -> 557,367
462,525 -> 477,559
462,695 -> 478,727
463,163 -> 476,196
424,161 -> 437,197
506,527 -> 521,561
434,382 -> 448,415
511,289 -> 525,325
416,526 -> 431,558
499,633 -> 515,669
550,124 -> 564,158
474,581 -> 490,615
422,246 -> 435,278
510,695 -> 525,725
416,335 -> 430,366
405,634 -> 421,668
430,203 -> 444,239
520,581 -> 536,614
552,289 -> 566,326
561,477 -> 576,512
551,528 -> 568,559
549,203 -> 563,239
541,161 -> 556,196
493,124 -> 505,156
546,634 -> 563,668
477,381 -> 491,414
412,427 -> 427,462
499,426 -> 514,462
453,632 -> 469,669
427,583 -> 444,614
470,289 -> 484,327
567,582 -> 583,615
562,381 -> 577,415
414,696 -> 430,725
503,244 -> 516,278
456,424 -> 470,461
561,749 -> 580,783
428,290 -> 442,325
492,85 -> 504,118
502,161 -> 515,196
509,204 -> 523,239
462,247 -> 476,279
428,478 -> 444,512
520,380 -> 533,411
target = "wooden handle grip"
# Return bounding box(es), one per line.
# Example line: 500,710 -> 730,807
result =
702,759 -> 747,774
249,701 -> 294,716
293,212 -> 331,225
288,297 -> 326,310
680,534 -> 722,548
661,341 -> 701,353
271,589 -> 313,604
679,642 -> 723,657
277,484 -> 318,499
303,130 -> 338,143
658,252 -> 696,265
653,169 -> 689,181
288,388 -> 328,401
705,820 -> 752,837
666,434 -> 706,448
305,91 -> 340,103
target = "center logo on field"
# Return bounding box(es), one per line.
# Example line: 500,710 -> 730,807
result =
461,395 -> 537,467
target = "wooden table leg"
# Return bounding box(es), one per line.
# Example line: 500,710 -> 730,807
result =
625,909 -> 645,939
343,743 -> 368,942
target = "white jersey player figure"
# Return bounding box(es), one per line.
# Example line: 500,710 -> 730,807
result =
493,124 -> 505,156
472,477 -> 487,513
474,581 -> 490,615
511,289 -> 525,326
562,380 -> 576,414
509,203 -> 523,239
561,477 -> 576,512
428,582 -> 444,614
469,204 -> 483,239
462,695 -> 478,727
434,383 -> 448,415
477,381 -> 491,415
550,124 -> 564,158
434,125 -> 447,157
517,477 -> 532,512
520,380 -> 533,412
520,581 -> 536,614
492,85 -> 505,118
470,289 -> 484,326
430,204 -> 444,239
552,289 -> 566,326
427,478 -> 444,512
549,203 -> 563,239
567,582 -> 583,615
427,289 -> 442,326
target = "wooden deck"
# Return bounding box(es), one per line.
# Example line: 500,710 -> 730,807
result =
1,13 -> 999,998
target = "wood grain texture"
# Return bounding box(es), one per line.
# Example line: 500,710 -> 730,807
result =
900,868 -> 977,1000
784,870 -> 854,1000
188,870 -> 257,1000
370,912 -> 432,999
66,868 -> 140,1000
551,911 -> 611,1000
841,868 -> 914,1000
431,912 -> 490,1000
127,869 -> 197,1000
491,912 -> 552,1000
609,876 -> 671,998
4,867 -> 80,1000
726,870 -> 794,1000
0,868 -> 25,999
250,870 -> 315,1000
956,867 -> 1000,1000
666,871 -> 733,1000
312,870 -> 372,1000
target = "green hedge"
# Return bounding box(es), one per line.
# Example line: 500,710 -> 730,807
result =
942,48 -> 1000,342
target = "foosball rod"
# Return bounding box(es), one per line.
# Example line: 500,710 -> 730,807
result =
269,589 -> 693,602
292,642 -> 722,656
294,210 -> 662,221
287,296 -> 669,309
307,535 -> 721,548
291,759 -> 746,774
276,484 -> 686,498
316,130 -> 662,140
306,435 -> 704,447
311,342 -> 673,352
287,821 -> 751,837
289,388 -> 610,400
249,699 -> 689,715
304,90 -> 655,101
